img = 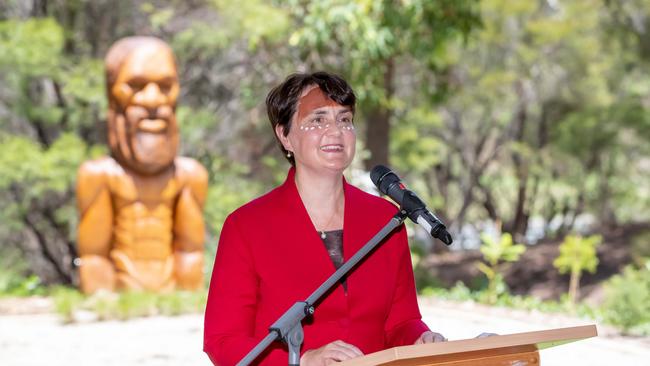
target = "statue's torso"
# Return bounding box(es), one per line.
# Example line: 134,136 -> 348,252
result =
108,164 -> 179,260
102,157 -> 185,290
77,155 -> 206,292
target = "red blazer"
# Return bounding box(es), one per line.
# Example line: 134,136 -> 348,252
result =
204,168 -> 429,365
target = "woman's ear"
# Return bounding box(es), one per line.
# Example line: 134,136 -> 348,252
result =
275,124 -> 293,151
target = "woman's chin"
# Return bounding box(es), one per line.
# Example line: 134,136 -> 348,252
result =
298,161 -> 349,174
322,160 -> 352,173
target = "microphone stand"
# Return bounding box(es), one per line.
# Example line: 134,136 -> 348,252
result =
236,209 -> 410,366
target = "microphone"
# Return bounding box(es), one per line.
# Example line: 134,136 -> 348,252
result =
370,165 -> 453,245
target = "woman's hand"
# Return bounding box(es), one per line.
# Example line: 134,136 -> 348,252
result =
414,331 -> 447,344
300,340 -> 364,365
475,332 -> 498,338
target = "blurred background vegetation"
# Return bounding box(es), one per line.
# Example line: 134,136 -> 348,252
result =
0,0 -> 649,333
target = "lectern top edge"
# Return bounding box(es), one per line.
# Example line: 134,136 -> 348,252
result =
339,324 -> 598,366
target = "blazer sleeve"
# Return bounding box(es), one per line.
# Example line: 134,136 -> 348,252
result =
203,214 -> 285,365
383,226 -> 430,346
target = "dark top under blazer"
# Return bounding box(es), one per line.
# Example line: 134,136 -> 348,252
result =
204,168 -> 429,365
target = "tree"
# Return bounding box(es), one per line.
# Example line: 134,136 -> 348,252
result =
282,0 -> 480,170
1,0 -> 648,286
392,0 -> 650,244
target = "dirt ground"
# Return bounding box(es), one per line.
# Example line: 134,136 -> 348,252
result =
0,297 -> 648,366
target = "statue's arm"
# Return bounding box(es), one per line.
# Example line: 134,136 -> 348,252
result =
76,160 -> 116,293
173,158 -> 208,290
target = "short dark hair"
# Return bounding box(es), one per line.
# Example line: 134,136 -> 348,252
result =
266,71 -> 356,165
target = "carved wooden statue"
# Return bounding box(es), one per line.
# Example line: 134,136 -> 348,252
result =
76,36 -> 208,294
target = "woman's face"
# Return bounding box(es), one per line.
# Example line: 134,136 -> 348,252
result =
277,85 -> 356,174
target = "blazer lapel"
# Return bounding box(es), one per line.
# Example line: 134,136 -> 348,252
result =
276,168 -> 340,284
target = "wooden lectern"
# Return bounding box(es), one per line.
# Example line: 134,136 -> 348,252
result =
339,325 -> 597,366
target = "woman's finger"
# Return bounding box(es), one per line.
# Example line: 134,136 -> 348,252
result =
476,332 -> 498,338
323,347 -> 360,362
416,331 -> 447,344
331,340 -> 363,357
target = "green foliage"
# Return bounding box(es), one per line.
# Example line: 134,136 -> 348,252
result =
52,286 -> 85,323
61,58 -> 107,128
629,229 -> 650,264
0,133 -> 88,196
0,248 -> 26,296
554,235 -> 601,275
410,246 -> 443,292
601,260 -> 650,336
0,18 -> 64,76
284,0 -> 479,104
553,235 -> 601,304
52,288 -> 208,323
476,233 -> 526,304
0,248 -> 47,297
202,161 -> 266,280
391,107 -> 445,175
142,5 -> 175,32
0,0 -> 648,293
480,233 -> 527,265
421,281 -> 599,320
214,0 -> 291,50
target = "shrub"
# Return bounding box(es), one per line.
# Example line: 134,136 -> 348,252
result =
601,260 -> 650,335
0,248 -> 46,297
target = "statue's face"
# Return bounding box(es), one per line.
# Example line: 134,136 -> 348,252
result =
108,43 -> 180,175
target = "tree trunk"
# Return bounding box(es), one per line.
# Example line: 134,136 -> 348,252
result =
598,155 -> 618,230
569,268 -> 581,305
508,81 -> 530,241
480,185 -> 499,221
364,58 -> 394,171
31,0 -> 47,17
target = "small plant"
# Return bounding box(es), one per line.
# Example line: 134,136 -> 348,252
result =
601,260 -> 650,335
553,234 -> 601,305
52,286 -> 85,323
476,232 -> 526,304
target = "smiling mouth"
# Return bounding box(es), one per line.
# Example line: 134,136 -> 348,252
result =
138,119 -> 167,133
320,144 -> 344,152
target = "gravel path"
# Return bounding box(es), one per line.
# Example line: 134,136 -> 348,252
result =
0,297 -> 648,366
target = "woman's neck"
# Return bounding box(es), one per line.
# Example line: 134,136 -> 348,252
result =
294,167 -> 345,231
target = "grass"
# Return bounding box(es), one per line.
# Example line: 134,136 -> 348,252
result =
52,287 -> 207,323
0,250 -> 207,323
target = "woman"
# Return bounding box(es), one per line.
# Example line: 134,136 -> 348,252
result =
204,72 -> 445,365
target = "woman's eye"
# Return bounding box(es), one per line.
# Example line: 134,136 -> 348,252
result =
338,115 -> 354,126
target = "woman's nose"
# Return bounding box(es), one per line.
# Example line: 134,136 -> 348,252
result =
324,119 -> 346,134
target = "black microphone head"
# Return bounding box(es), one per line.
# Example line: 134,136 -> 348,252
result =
370,165 -> 391,187
370,165 -> 401,196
